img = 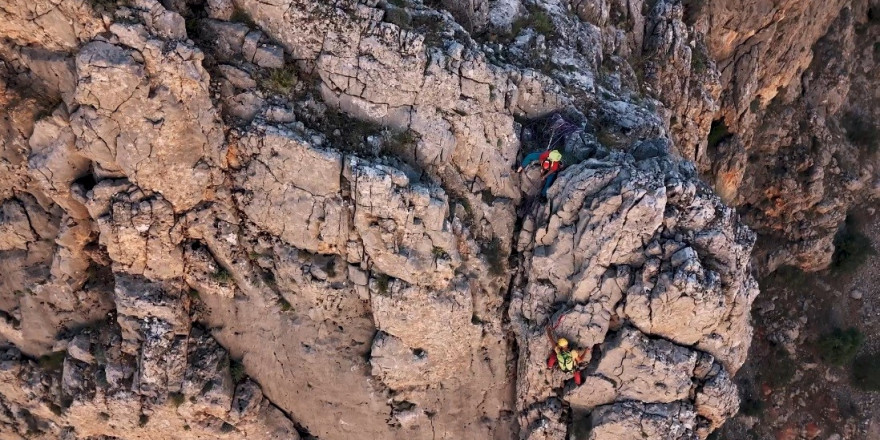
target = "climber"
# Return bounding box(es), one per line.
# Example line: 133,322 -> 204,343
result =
545,325 -> 585,385
516,149 -> 563,199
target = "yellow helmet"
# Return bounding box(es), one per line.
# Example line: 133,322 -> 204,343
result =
557,338 -> 569,348
548,150 -> 562,162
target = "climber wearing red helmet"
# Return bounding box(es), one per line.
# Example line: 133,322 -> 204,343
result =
516,149 -> 564,198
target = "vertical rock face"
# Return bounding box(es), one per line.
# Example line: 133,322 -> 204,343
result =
643,0 -> 879,271
0,0 -> 875,439
511,149 -> 755,439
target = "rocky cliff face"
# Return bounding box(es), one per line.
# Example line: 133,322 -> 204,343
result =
0,0 -> 876,439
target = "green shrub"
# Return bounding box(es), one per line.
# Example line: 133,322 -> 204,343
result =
48,403 -> 64,416
375,274 -> 390,296
138,414 -> 149,427
169,392 -> 186,407
841,111 -> 879,154
262,66 -> 298,96
691,49 -> 707,74
529,9 -> 555,36
510,6 -> 557,40
761,348 -> 796,387
831,216 -> 876,274
384,129 -> 420,162
322,109 -> 384,155
750,98 -> 761,113
231,7 -> 256,27
384,7 -> 412,29
38,351 -> 66,372
740,396 -> 765,416
816,328 -> 864,366
262,270 -> 277,286
432,246 -> 449,259
212,267 -> 233,284
852,353 -> 880,391
277,297 -> 293,312
230,359 -> 246,383
482,237 -> 506,276
89,0 -> 127,13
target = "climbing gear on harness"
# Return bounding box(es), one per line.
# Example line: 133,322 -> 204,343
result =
556,349 -> 575,372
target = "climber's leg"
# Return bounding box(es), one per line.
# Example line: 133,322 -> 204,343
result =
541,172 -> 557,197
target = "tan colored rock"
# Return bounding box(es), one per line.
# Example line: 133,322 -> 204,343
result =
567,327 -> 699,409
588,401 -> 700,440
95,189 -> 184,280
347,156 -> 461,288
0,0 -> 105,51
70,10 -> 224,212
235,125 -> 348,254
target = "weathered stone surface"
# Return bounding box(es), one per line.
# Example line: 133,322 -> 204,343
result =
347,156 -> 460,288
5,0 -> 873,438
0,0 -> 105,51
512,146 -> 756,439
369,278 -> 478,387
235,125 -> 348,254
588,401 -> 700,440
70,13 -> 224,212
95,189 -> 184,280
567,327 -> 698,408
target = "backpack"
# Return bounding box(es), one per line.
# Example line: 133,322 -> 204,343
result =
556,350 -> 574,372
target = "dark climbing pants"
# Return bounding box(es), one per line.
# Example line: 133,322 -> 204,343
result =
541,173 -> 557,197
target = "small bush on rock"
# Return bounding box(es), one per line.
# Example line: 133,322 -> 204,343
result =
816,327 -> 864,366
230,359 -> 246,383
262,66 -> 298,96
38,351 -> 66,372
831,216 -> 876,274
482,237 -> 506,276
841,111 -> 879,154
762,348 -> 796,387
852,353 -> 880,391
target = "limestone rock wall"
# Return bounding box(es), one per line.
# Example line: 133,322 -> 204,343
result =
511,148 -> 755,439
1,0 -> 875,439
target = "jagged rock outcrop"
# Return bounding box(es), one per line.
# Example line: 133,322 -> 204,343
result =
2,0 -> 875,438
645,0 -> 880,271
511,145 -> 756,439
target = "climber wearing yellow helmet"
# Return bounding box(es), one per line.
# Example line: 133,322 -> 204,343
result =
545,324 -> 585,385
516,149 -> 564,199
